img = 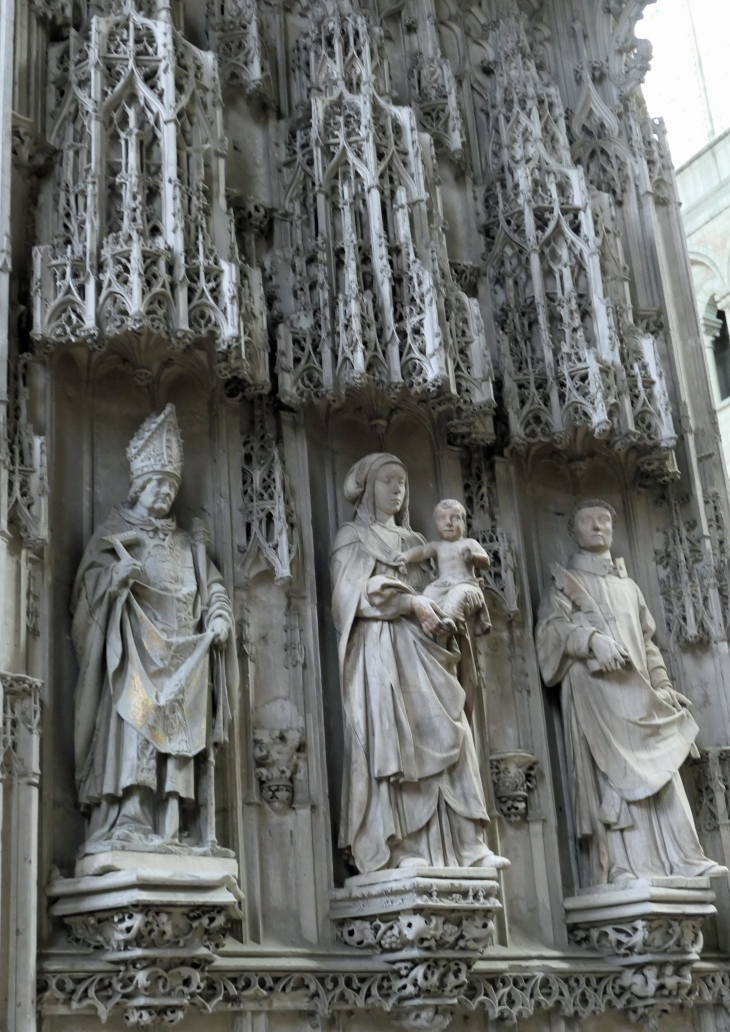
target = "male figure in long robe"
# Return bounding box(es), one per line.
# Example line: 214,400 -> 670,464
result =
536,499 -> 725,886
72,405 -> 238,853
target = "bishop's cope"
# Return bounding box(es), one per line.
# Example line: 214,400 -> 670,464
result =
71,405 -> 238,854
536,499 -> 727,887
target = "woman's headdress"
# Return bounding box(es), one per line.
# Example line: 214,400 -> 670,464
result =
343,452 -> 410,527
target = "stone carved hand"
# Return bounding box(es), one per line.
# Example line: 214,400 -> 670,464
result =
655,686 -> 692,711
589,632 -> 629,672
210,616 -> 229,647
111,556 -> 142,594
412,596 -> 457,638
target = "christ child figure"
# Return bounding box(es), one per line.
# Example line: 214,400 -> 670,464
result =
401,499 -> 492,635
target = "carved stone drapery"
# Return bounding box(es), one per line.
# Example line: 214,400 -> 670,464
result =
273,2 -> 495,443
32,0 -> 268,387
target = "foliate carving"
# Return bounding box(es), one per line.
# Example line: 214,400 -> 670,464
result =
409,53 -> 466,165
207,0 -> 269,98
6,357 -> 48,549
274,3 -> 494,442
253,728 -> 305,811
239,402 -> 297,583
65,905 -> 229,952
490,751 -> 538,823
0,672 -> 43,783
337,912 -> 494,953
32,1 -> 268,389
480,13 -> 675,466
571,918 -> 704,959
655,494 -> 715,647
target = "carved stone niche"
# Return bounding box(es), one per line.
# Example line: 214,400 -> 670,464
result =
47,853 -> 243,1027
566,879 -> 717,1024
330,867 -> 503,1030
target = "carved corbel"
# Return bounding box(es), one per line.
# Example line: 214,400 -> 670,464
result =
253,727 -> 305,812
490,751 -> 538,822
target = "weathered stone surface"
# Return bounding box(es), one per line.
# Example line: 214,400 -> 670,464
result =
3,0 -> 730,1031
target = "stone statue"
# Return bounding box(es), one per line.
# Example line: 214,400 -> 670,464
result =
71,405 -> 239,855
330,453 -> 507,874
536,499 -> 726,887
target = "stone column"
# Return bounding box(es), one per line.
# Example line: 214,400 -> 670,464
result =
0,672 -> 42,1032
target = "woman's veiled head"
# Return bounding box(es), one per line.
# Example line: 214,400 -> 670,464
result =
343,452 -> 410,527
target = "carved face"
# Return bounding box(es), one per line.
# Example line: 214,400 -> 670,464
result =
372,463 -> 407,519
573,506 -> 613,553
135,474 -> 179,518
434,506 -> 466,542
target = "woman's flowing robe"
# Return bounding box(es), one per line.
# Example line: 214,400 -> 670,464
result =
331,518 -> 490,873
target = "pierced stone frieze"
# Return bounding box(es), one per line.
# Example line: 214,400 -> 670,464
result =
480,11 -> 675,466
655,494 -> 716,648
39,960 -> 730,1028
0,671 -> 43,784
490,751 -> 538,823
238,402 -> 297,583
274,1 -> 495,443
253,727 -> 305,811
207,0 -> 270,98
32,0 -> 268,388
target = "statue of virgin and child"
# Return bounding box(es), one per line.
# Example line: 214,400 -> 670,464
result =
330,452 -> 508,874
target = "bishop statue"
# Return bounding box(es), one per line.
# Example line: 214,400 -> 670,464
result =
71,405 -> 238,854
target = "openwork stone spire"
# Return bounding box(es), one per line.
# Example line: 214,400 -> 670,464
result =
274,0 -> 495,442
31,0 -> 268,387
482,8 -> 676,459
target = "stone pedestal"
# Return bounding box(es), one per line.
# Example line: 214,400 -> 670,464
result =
47,852 -> 243,1026
565,878 -> 717,1023
330,865 -> 505,1032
